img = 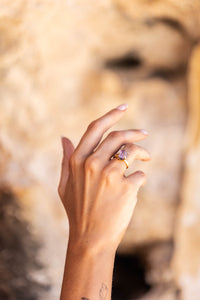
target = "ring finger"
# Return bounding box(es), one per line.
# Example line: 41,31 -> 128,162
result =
93,129 -> 148,162
108,143 -> 151,173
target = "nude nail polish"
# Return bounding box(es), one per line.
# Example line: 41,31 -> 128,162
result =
141,129 -> 149,135
116,103 -> 128,111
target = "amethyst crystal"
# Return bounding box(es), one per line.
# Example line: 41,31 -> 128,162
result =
117,149 -> 127,160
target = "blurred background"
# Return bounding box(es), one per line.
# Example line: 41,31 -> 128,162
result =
0,1 -> 200,299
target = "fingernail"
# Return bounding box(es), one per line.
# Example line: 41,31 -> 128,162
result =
141,129 -> 149,135
116,103 -> 128,111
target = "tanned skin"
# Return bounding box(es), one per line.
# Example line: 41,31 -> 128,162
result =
58,104 -> 151,300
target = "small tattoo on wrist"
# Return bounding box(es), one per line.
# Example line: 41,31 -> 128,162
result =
99,283 -> 108,300
81,282 -> 108,300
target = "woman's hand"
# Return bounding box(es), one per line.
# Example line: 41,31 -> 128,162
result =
58,104 -> 151,300
58,104 -> 151,253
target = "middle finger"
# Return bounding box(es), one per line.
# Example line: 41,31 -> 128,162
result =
93,129 -> 149,162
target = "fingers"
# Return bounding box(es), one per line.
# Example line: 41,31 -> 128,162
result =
94,130 -> 149,163
110,143 -> 151,171
126,170 -> 147,189
75,104 -> 129,158
58,137 -> 74,198
124,143 -> 151,163
102,144 -> 150,180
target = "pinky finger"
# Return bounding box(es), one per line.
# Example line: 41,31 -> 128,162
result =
126,170 -> 147,190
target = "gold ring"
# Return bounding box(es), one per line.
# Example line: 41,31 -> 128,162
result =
112,149 -> 129,169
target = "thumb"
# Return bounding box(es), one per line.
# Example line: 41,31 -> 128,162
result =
58,136 -> 74,199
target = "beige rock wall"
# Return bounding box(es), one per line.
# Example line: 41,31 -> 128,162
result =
0,1 -> 200,299
172,44 -> 200,300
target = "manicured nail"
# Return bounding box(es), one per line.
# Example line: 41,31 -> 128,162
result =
141,129 -> 149,135
116,103 -> 128,111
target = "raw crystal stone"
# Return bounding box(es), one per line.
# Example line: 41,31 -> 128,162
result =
118,149 -> 127,160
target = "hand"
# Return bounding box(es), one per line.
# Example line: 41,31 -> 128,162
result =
58,104 -> 151,253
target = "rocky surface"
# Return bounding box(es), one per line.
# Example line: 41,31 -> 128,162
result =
172,44 -> 200,300
0,188 -> 49,300
0,1 -> 200,299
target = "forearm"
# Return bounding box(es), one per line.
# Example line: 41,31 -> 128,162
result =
60,237 -> 116,300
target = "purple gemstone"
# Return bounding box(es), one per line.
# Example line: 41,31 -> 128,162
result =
118,149 -> 127,160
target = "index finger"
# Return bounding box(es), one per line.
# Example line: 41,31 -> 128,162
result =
76,104 -> 129,158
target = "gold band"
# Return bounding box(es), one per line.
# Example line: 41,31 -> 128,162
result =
123,159 -> 129,169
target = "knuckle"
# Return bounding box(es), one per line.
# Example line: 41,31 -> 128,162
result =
85,155 -> 99,173
108,130 -> 122,139
101,165 -> 117,183
87,119 -> 101,131
69,151 -> 81,168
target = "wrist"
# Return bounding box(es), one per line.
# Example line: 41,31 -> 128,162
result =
67,233 -> 116,259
